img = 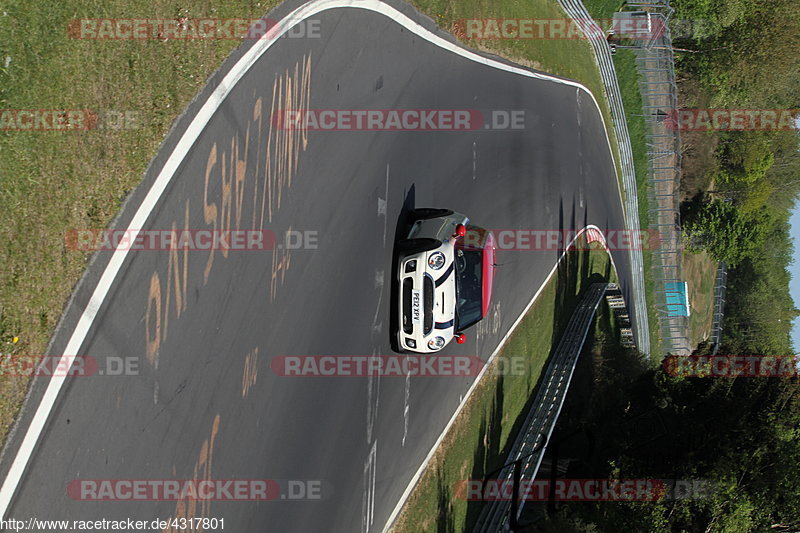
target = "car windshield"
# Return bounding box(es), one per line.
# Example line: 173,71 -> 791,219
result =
454,247 -> 484,330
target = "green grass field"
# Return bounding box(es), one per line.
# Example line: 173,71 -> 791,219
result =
683,251 -> 717,347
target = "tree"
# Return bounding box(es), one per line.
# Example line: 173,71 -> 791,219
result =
683,200 -> 769,265
717,133 -> 777,186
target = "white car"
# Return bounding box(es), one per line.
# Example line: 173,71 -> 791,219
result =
396,208 -> 496,353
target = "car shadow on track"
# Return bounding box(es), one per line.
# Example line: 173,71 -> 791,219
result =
389,185 -> 417,353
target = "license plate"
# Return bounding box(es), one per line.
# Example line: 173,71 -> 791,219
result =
411,289 -> 422,324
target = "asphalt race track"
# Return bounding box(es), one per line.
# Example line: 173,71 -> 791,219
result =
0,1 -> 634,531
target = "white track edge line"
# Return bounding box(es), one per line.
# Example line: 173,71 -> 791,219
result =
0,0 -> 625,519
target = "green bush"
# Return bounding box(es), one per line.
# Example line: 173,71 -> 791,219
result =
683,200 -> 769,266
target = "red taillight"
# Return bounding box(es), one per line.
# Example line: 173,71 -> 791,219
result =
455,333 -> 466,344
453,224 -> 466,238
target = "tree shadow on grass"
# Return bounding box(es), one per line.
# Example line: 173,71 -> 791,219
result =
459,196 -> 617,530
435,466 -> 456,533
462,372 -> 506,529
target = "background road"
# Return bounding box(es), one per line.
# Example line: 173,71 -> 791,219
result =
0,1 -> 633,531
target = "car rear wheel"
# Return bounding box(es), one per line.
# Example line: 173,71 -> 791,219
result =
396,238 -> 440,254
408,208 -> 453,222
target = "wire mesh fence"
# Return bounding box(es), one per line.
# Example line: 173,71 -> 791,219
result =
710,262 -> 727,354
626,1 -> 691,355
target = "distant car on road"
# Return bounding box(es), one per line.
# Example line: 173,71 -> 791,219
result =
395,208 -> 495,353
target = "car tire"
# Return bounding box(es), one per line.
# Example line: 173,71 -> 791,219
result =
408,208 -> 453,222
396,238 -> 440,254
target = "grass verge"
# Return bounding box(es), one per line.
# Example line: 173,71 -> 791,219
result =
391,242 -> 618,532
607,47 -> 662,359
682,251 -> 717,347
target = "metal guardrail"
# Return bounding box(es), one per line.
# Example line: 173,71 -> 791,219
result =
472,283 -> 609,532
555,0 -> 650,358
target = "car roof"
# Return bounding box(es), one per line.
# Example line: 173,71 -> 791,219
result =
459,226 -> 495,319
